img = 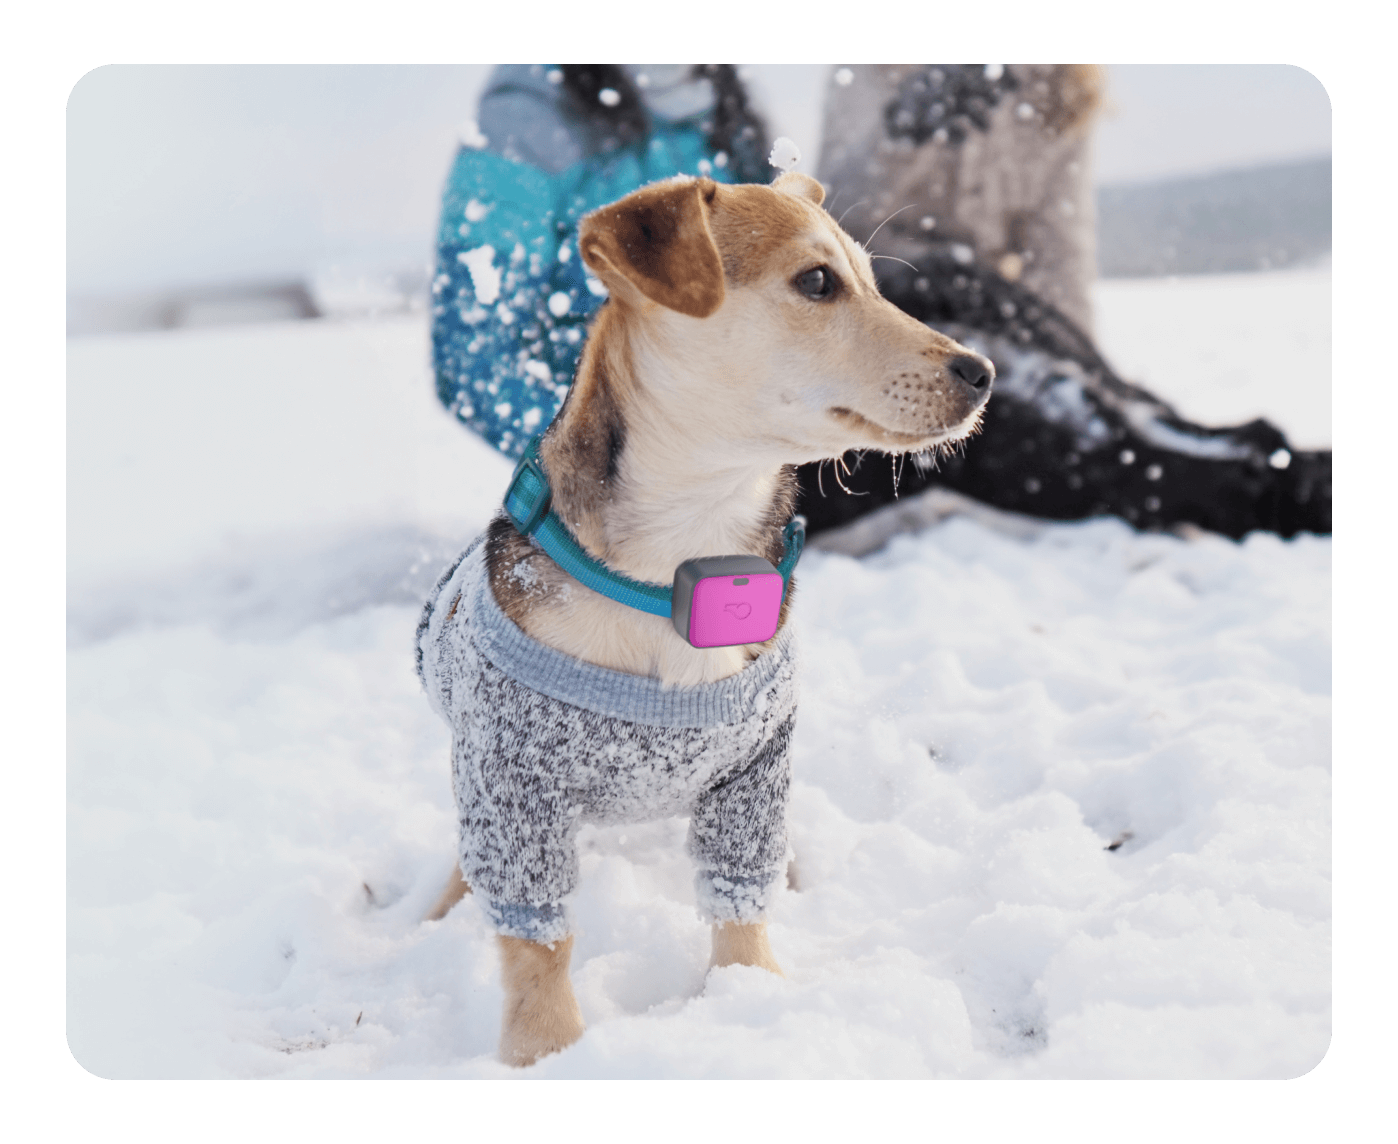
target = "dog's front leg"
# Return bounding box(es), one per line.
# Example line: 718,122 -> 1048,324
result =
423,865 -> 471,922
497,934 -> 586,1066
710,920 -> 783,976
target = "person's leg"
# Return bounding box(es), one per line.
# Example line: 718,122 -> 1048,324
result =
799,64 -> 1329,541
796,242 -> 1330,539
819,64 -> 1101,333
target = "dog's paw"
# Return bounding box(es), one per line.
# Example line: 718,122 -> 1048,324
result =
710,921 -> 784,976
497,935 -> 586,1067
499,1010 -> 586,1068
423,865 -> 471,922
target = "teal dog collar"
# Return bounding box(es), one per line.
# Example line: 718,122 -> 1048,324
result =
504,435 -> 805,644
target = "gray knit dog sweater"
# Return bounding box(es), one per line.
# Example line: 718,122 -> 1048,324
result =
416,536 -> 799,944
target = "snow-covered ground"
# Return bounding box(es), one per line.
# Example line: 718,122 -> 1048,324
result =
66,268 -> 1330,1079
1091,264 -> 1331,451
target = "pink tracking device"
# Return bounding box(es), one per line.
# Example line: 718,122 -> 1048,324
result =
671,555 -> 787,648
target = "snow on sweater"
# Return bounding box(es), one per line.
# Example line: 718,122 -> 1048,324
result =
416,536 -> 799,943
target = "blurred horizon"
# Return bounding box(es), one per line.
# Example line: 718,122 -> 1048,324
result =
66,64 -> 1332,336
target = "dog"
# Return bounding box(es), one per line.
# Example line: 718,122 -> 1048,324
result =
416,171 -> 993,1066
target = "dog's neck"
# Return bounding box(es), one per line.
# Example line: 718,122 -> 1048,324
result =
596,435 -> 788,585
515,304 -> 794,686
551,309 -> 788,578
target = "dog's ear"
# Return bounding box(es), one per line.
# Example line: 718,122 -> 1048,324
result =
578,178 -> 725,318
772,171 -> 825,207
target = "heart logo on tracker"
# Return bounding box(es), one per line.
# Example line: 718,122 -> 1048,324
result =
724,602 -> 752,620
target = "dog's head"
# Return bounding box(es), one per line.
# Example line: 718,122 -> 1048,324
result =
578,173 -> 993,465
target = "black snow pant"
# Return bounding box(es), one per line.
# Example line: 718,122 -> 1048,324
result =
796,248 -> 1330,541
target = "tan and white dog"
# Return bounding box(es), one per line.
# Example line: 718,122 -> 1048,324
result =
426,171 -> 992,1066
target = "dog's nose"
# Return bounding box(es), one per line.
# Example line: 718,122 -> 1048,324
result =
948,353 -> 994,393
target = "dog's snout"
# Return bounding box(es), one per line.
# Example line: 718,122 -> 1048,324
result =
949,353 -> 994,393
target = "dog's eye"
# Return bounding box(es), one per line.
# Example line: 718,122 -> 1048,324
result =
795,266 -> 836,300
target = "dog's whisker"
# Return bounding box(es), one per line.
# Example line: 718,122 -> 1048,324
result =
829,452 -> 868,496
869,254 -> 919,271
891,451 -> 907,498
837,198 -> 870,227
865,203 -> 918,249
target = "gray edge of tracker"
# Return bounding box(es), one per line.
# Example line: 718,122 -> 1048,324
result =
671,555 -> 782,644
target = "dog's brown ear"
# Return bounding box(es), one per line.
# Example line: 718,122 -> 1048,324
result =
772,171 -> 825,207
578,178 -> 725,318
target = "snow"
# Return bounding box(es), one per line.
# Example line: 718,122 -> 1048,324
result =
458,119 -> 489,150
457,245 -> 501,305
768,137 -> 802,173
66,269 -> 1329,1078
1091,264 -> 1331,450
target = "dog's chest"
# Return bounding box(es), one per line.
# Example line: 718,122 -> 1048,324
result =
420,542 -> 799,826
488,529 -> 767,686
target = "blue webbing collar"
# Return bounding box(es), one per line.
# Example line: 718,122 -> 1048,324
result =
503,435 -> 805,619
